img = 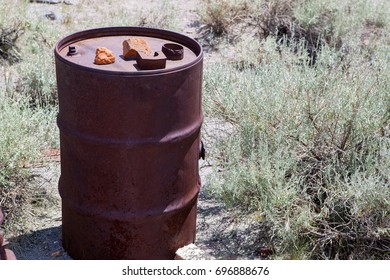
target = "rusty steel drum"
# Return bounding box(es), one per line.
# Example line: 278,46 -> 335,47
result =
54,27 -> 203,259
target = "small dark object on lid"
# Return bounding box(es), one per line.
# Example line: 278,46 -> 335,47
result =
67,45 -> 78,56
136,51 -> 167,70
162,43 -> 184,60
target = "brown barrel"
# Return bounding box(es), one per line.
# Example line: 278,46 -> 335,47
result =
54,27 -> 203,259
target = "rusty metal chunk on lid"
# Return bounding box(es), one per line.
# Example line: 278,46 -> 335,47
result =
136,51 -> 167,70
56,28 -> 200,73
162,43 -> 184,60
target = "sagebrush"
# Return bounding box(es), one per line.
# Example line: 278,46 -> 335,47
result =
201,0 -> 390,259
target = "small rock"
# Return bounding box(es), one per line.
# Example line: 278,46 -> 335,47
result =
94,47 -> 115,65
122,37 -> 152,59
30,0 -> 61,4
175,244 -> 215,260
50,250 -> 63,257
45,12 -> 57,20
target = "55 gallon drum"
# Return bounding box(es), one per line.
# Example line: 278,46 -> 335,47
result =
54,27 -> 203,259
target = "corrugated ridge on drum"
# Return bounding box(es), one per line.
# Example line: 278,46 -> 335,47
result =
57,117 -> 203,146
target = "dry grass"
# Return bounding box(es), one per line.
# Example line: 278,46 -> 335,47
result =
197,0 -> 389,63
0,22 -> 24,64
202,5 -> 390,257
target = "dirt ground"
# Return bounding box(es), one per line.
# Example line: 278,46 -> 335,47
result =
5,0 -> 268,260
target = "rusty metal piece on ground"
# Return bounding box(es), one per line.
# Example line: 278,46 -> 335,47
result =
1,248 -> 17,260
55,26 -> 203,259
136,51 -> 167,70
0,209 -> 17,260
0,240 -> 6,260
94,47 -> 115,65
122,37 -> 152,59
162,43 -> 184,60
4,249 -> 17,260
0,209 -> 6,260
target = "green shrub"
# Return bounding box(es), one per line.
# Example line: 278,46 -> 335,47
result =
134,1 -> 180,31
198,0 -> 390,62
0,97 -> 58,224
16,51 -> 58,107
204,35 -> 389,259
0,22 -> 24,64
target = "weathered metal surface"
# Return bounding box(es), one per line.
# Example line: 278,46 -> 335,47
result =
136,51 -> 167,70
56,28 -> 198,73
55,27 -> 203,260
